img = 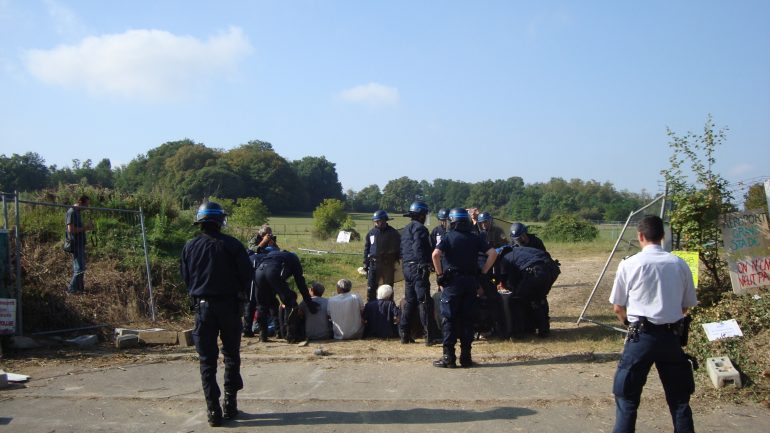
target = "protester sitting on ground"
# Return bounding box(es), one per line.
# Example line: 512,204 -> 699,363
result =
327,279 -> 364,340
299,282 -> 333,341
363,285 -> 400,339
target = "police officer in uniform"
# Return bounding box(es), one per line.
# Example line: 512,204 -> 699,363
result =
477,212 -> 508,248
497,243 -> 559,338
430,208 -> 449,249
475,212 -> 509,338
243,229 -> 279,338
609,215 -> 698,433
399,201 -> 442,345
363,210 -> 401,302
254,249 -> 318,343
431,208 -> 497,368
510,222 -> 547,251
180,202 -> 253,426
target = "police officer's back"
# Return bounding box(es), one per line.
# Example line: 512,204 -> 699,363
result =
180,202 -> 252,427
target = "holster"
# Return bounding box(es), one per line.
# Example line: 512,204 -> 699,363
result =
673,315 -> 692,346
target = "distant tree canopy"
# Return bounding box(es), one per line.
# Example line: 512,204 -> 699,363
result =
3,139 -> 648,221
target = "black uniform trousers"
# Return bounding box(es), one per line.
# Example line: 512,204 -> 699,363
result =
439,274 -> 478,359
192,297 -> 243,407
612,325 -> 695,433
400,262 -> 440,340
514,264 -> 552,336
366,258 -> 396,302
478,275 -> 508,338
254,263 -> 300,338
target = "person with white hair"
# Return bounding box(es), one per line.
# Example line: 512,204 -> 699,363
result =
363,285 -> 400,339
327,279 -> 364,340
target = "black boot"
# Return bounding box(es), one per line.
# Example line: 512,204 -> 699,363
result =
207,402 -> 223,427
259,328 -> 269,342
459,347 -> 474,368
433,347 -> 456,368
223,390 -> 238,420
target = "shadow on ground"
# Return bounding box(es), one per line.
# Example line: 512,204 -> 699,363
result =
230,406 -> 537,427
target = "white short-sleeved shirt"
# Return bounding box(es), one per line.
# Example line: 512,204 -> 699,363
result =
609,244 -> 698,324
327,292 -> 364,340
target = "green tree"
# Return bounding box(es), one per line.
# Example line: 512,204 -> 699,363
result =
346,184 -> 382,212
661,115 -> 735,303
744,183 -> 769,216
291,156 -> 343,210
0,152 -> 50,191
380,176 -> 421,212
541,214 -> 599,242
229,196 -> 270,228
312,198 -> 347,239
224,140 -> 307,212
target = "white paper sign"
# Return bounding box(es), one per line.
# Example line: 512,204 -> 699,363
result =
702,319 -> 743,341
0,298 -> 16,335
336,231 -> 352,243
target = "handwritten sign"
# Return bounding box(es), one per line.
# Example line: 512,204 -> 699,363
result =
721,212 -> 770,294
0,298 -> 16,335
672,250 -> 699,288
701,319 -> 743,341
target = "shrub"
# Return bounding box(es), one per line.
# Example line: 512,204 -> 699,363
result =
229,196 -> 269,228
542,214 -> 598,242
312,199 -> 347,239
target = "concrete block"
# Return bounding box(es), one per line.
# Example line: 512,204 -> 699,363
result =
137,329 -> 178,345
115,334 -> 140,349
177,329 -> 194,347
706,356 -> 742,388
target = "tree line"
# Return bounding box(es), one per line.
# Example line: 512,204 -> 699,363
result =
2,138 -> 652,221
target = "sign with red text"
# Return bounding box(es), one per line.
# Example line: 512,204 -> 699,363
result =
0,298 -> 16,335
721,212 -> 770,294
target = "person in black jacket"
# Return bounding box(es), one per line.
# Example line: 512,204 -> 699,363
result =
180,202 -> 253,427
253,249 -> 318,343
429,208 -> 449,249
432,208 -> 497,368
399,201 -> 441,345
363,210 -> 401,302
510,222 -> 547,252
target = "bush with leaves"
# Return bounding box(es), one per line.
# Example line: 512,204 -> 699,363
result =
312,198 -> 347,239
661,115 -> 735,305
541,214 -> 598,242
229,196 -> 269,228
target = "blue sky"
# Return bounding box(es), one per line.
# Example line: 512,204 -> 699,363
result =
1,1 -> 769,199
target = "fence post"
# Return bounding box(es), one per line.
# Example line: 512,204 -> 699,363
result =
139,208 -> 156,322
14,191 -> 22,335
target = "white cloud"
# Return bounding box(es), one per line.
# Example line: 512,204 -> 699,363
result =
339,82 -> 400,107
45,0 -> 86,37
23,27 -> 252,103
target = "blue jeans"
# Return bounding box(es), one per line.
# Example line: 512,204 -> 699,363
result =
612,326 -> 695,433
68,249 -> 86,293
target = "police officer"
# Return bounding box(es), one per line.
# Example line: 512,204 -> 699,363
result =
510,222 -> 547,252
609,215 -> 698,433
477,212 -> 508,248
363,210 -> 401,302
243,228 -> 279,338
432,208 -> 497,368
430,208 -> 449,249
180,202 -> 253,426
497,244 -> 559,338
475,212 -> 508,339
399,201 -> 442,345
254,249 -> 318,343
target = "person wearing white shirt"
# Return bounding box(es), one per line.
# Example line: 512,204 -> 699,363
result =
608,215 -> 698,433
327,279 -> 364,340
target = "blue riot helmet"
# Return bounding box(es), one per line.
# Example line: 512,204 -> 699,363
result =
448,207 -> 471,230
404,200 -> 429,217
510,222 -> 528,239
436,208 -> 449,221
477,212 -> 492,223
264,245 -> 279,253
372,210 -> 390,221
194,201 -> 227,228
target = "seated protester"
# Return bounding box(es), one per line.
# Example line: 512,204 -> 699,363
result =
299,282 -> 333,341
363,285 -> 400,339
327,279 -> 364,340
